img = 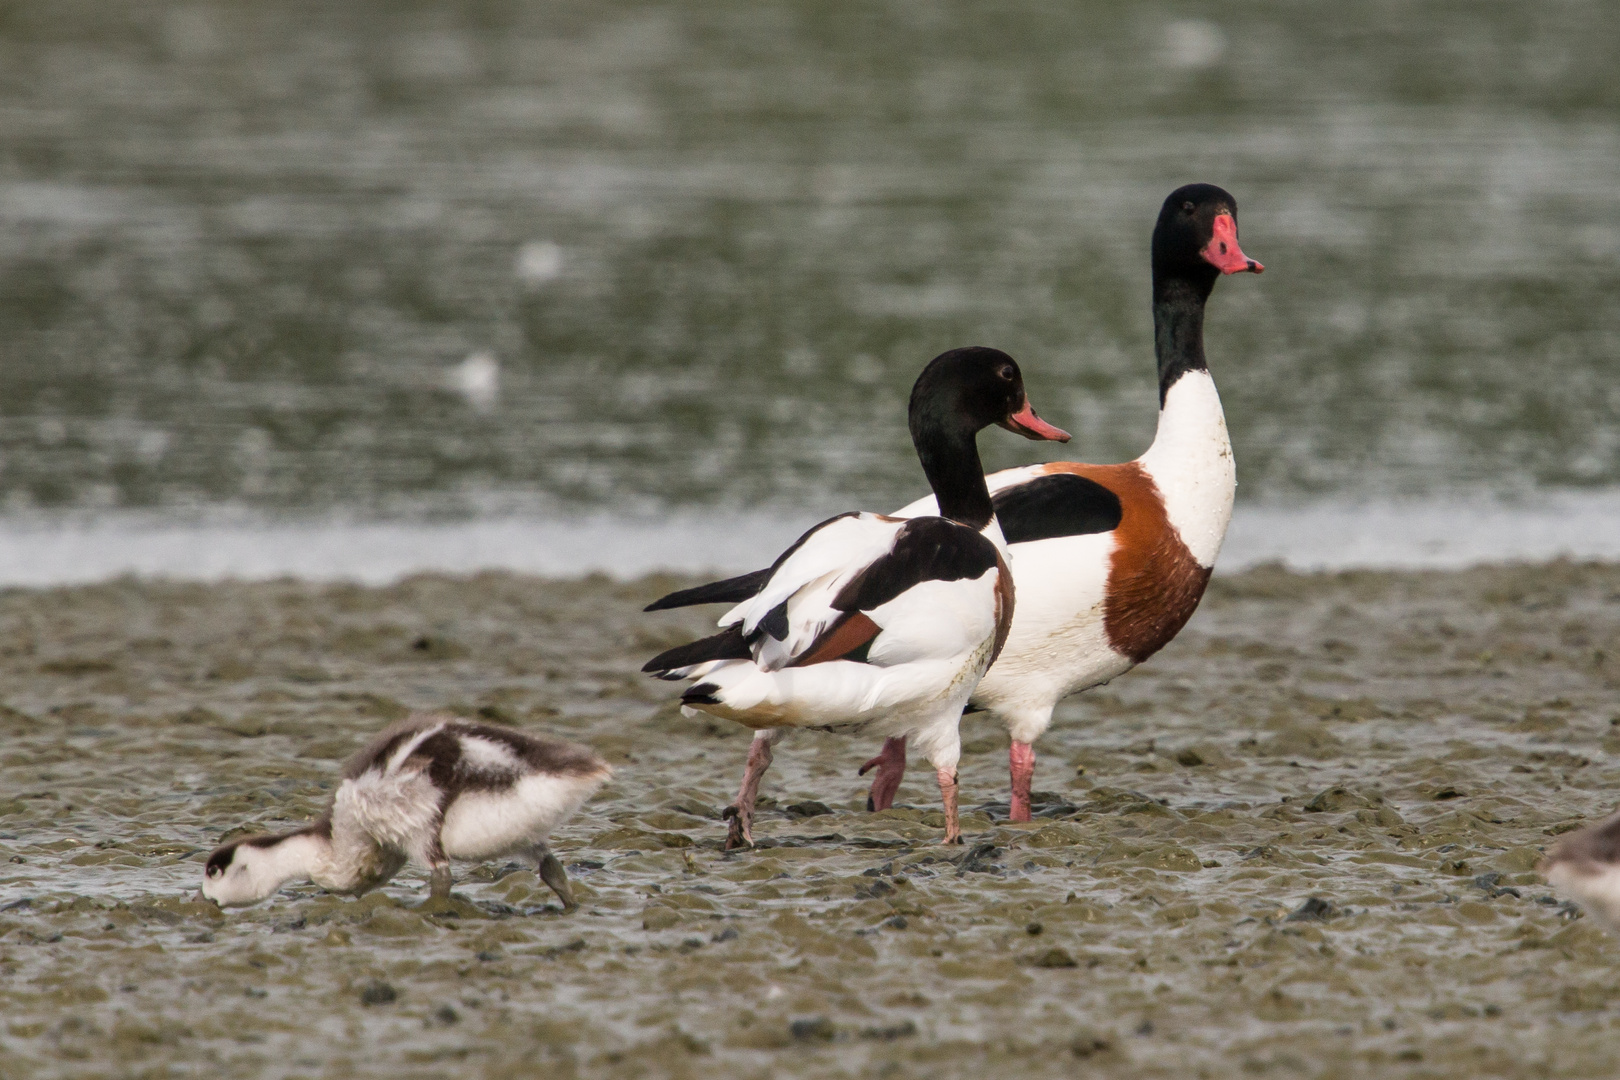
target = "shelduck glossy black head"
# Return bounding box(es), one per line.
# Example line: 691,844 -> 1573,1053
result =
1152,183 -> 1263,295
909,346 -> 1070,447
1150,184 -> 1263,403
907,346 -> 1068,530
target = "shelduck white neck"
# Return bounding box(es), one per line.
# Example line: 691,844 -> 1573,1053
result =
1136,368 -> 1235,569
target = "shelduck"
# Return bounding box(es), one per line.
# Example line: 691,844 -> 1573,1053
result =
650,185 -> 1262,822
200,714 -> 611,910
643,347 -> 1070,847
1541,809 -> 1620,932
871,183 -> 1264,817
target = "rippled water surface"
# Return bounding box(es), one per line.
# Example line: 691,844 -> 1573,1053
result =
2,0 -> 1618,521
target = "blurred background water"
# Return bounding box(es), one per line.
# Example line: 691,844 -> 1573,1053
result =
1,1 -> 1617,578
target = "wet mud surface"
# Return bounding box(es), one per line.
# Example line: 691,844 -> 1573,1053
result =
3,562 -> 1620,1078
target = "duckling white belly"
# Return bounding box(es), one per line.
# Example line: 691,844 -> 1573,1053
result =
439,773 -> 602,861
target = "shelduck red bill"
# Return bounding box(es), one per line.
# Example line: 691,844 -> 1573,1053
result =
1201,213 -> 1263,275
999,401 -> 1071,443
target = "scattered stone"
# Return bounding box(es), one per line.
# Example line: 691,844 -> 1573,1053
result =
784,800 -> 833,818
358,980 -> 397,1006
789,1016 -> 837,1042
858,1020 -> 917,1041
1071,1033 -> 1113,1057
1031,947 -> 1078,969
1286,897 -> 1338,922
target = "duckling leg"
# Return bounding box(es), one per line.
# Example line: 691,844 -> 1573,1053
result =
533,844 -> 577,912
429,862 -> 453,900
723,728 -> 782,850
936,767 -> 963,845
859,736 -> 907,811
1008,741 -> 1036,822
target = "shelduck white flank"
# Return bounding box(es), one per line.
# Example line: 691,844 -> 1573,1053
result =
1540,808 -> 1620,932
201,714 -> 611,910
644,347 -> 1069,847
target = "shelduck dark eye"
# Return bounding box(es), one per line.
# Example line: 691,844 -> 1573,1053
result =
207,865 -> 220,878
1182,201 -> 1196,213
996,364 -> 1014,381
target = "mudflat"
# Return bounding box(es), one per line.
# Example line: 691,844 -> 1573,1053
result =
2,562 -> 1618,1078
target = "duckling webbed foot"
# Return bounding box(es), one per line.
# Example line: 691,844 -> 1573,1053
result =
535,845 -> 577,912
429,862 -> 453,900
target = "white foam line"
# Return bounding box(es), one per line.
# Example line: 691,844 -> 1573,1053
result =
0,513 -> 823,588
0,493 -> 1617,587
1219,492 -> 1620,572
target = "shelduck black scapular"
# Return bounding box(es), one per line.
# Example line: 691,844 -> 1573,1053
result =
649,185 -> 1261,823
201,714 -> 611,910
643,347 -> 1070,847
1540,809 -> 1620,932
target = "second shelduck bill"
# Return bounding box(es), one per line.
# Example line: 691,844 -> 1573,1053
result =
643,347 -> 1070,847
201,714 -> 611,911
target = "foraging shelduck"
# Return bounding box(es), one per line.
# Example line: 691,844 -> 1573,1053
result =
650,185 -> 1262,822
201,714 -> 611,910
643,347 -> 1070,847
1540,809 -> 1620,932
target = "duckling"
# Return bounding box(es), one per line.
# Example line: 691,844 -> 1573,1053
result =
201,714 -> 611,910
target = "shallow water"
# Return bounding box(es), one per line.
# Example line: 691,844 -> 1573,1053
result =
2,0 -> 1620,523
4,563 -> 1620,1077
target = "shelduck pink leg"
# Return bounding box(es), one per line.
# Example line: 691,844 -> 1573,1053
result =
1008,741 -> 1036,822
937,767 -> 962,845
724,729 -> 781,850
859,736 -> 908,811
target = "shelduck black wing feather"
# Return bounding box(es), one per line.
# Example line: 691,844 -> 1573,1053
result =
642,626 -> 753,675
643,568 -> 772,612
641,512 -> 861,613
832,516 -> 999,613
992,473 -> 1123,544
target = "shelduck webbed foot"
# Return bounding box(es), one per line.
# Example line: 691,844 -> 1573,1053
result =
722,804 -> 754,850
1008,741 -> 1037,823
936,766 -> 963,845
859,736 -> 908,812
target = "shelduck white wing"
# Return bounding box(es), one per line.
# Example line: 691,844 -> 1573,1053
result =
716,511 -> 909,672
667,516 -> 1012,731
645,516 -> 1013,709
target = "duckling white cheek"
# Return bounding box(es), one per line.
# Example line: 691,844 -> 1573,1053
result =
202,861 -> 272,907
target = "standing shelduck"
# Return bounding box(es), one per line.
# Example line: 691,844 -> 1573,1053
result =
643,347 -> 1070,847
200,714 -> 611,910
650,185 -> 1262,821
